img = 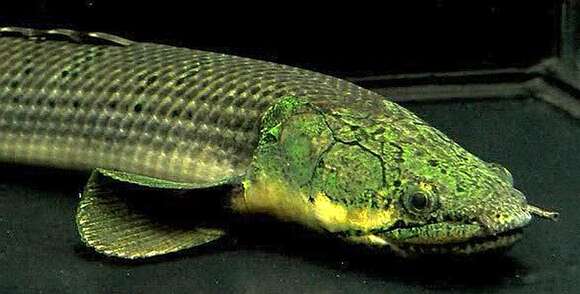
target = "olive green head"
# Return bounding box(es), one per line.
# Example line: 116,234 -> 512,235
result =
242,96 -> 557,257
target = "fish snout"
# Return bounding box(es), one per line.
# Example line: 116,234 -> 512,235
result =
476,191 -> 532,234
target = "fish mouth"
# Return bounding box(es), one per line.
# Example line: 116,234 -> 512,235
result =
368,221 -> 527,256
390,228 -> 524,255
343,204 -> 557,256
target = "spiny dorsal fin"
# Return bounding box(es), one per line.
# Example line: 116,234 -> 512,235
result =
76,169 -> 228,259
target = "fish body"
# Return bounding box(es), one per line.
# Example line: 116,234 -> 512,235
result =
0,27 -> 557,259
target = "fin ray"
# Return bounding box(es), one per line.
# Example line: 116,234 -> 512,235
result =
76,170 -> 226,259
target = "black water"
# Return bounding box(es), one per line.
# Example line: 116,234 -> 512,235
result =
0,98 -> 577,293
0,1 -> 557,76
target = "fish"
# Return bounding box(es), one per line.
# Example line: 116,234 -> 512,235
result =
0,27 -> 558,259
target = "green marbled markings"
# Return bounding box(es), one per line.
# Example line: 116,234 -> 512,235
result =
310,143 -> 384,208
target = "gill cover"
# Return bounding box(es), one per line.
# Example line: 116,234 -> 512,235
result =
240,96 -> 401,236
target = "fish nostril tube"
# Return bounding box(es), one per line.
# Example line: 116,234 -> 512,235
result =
527,204 -> 559,221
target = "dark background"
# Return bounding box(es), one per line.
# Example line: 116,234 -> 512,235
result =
1,1 -> 579,293
0,0 -> 560,76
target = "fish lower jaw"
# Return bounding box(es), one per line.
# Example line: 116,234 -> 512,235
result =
396,228 -> 524,256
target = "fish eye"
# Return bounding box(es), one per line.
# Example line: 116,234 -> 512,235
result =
403,190 -> 436,215
410,193 -> 429,210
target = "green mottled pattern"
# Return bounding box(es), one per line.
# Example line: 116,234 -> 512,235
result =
0,33 -> 375,183
320,107 -> 529,229
250,93 -> 531,243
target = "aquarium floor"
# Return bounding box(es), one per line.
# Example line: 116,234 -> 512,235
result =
0,98 -> 578,294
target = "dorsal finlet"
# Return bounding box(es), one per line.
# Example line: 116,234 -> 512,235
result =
0,26 -> 134,46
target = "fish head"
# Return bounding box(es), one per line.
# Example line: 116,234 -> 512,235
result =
369,161 -> 534,256
243,96 -> 557,256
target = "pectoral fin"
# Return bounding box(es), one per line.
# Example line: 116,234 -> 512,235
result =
76,169 -> 227,259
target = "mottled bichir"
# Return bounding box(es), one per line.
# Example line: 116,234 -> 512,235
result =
0,27 -> 558,259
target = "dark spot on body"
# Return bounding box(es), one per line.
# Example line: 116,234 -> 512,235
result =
389,142 -> 402,149
233,96 -> 245,107
158,88 -> 171,98
145,86 -> 160,95
93,86 -> 105,93
175,89 -> 186,97
249,87 -> 260,95
229,117 -> 244,129
414,149 -> 425,157
108,85 -> 119,94
372,127 -> 385,135
146,76 -> 158,85
209,111 -> 220,124
222,83 -> 234,93
199,94 -> 209,101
